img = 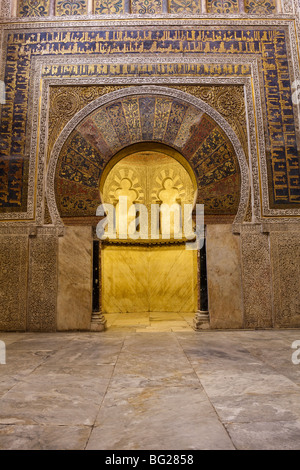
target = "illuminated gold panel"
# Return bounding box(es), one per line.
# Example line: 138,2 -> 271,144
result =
102,244 -> 198,313
102,150 -> 196,240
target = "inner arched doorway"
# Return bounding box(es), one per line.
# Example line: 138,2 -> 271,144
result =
99,143 -> 198,317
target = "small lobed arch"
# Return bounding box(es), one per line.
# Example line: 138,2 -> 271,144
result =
99,142 -> 198,207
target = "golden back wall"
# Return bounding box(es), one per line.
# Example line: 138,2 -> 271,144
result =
100,146 -> 199,314
102,244 -> 198,313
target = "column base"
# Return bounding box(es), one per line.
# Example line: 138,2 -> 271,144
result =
90,312 -> 107,332
193,310 -> 210,331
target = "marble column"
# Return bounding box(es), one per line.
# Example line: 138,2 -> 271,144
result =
87,0 -> 93,14
162,0 -> 168,12
276,0 -> 282,13
91,240 -> 107,331
238,0 -> 245,13
49,0 -> 55,16
194,227 -> 210,330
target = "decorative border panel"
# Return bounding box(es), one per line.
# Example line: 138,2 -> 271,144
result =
270,230 -> 300,328
94,0 -> 125,14
169,0 -> 201,14
27,230 -> 58,331
55,0 -> 88,16
0,235 -> 28,330
0,20 -> 299,224
17,0 -> 50,17
207,0 -> 239,13
245,0 -> 276,15
131,0 -> 163,14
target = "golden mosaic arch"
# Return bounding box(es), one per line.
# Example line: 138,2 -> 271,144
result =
47,86 -> 249,227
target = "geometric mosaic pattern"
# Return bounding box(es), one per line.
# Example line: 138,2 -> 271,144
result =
55,95 -> 241,218
55,0 -> 88,15
94,0 -> 125,14
18,0 -> 50,16
131,0 -> 163,14
245,0 -> 276,14
16,0 -> 279,16
207,0 -> 239,13
169,0 -> 201,13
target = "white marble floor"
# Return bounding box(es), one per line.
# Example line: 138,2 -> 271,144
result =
0,324 -> 300,450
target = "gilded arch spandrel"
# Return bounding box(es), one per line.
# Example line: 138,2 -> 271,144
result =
48,84 -> 248,165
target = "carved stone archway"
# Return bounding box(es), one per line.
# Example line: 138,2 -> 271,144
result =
46,86 -> 250,228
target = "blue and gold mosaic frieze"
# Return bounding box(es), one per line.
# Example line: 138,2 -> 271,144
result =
16,0 -> 281,16
55,0 -> 88,15
94,0 -> 125,14
18,0 -> 50,17
207,0 -> 239,13
245,0 -> 276,14
169,0 -> 201,14
0,27 -> 299,213
131,0 -> 163,14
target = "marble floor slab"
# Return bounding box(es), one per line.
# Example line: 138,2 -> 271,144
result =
105,312 -> 195,331
88,386 -> 234,450
0,327 -> 300,450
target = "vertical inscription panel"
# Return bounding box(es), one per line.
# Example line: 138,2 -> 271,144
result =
0,235 -> 28,331
241,230 -> 273,328
271,232 -> 300,328
27,233 -> 58,331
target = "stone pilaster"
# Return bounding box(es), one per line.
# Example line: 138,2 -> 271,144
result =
270,226 -> 300,328
0,233 -> 28,331
27,228 -> 58,332
240,225 -> 273,329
